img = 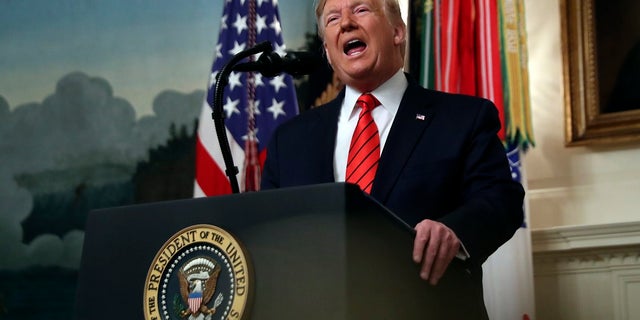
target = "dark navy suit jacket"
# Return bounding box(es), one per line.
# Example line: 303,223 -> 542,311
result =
261,74 -> 524,268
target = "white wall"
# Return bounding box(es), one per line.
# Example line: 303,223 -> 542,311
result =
525,1 -> 640,318
524,0 -> 640,230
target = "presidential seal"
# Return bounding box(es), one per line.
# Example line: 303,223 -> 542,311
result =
144,224 -> 252,320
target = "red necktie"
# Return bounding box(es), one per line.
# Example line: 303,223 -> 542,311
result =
346,93 -> 380,194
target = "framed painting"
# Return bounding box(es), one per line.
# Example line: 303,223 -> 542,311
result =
561,0 -> 640,146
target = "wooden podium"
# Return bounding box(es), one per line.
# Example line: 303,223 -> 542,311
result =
74,183 -> 483,319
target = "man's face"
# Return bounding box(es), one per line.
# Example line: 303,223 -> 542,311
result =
320,0 -> 405,92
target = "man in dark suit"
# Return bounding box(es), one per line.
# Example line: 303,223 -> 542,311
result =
261,0 -> 524,316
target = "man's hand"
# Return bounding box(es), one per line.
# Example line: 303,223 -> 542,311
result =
413,219 -> 461,285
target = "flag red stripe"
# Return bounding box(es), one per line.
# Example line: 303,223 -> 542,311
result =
195,135 -> 232,195
433,0 -> 442,90
458,1 -> 476,95
441,0 -> 460,93
476,0 -> 506,140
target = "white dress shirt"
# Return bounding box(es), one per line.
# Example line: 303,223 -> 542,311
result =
334,69 -> 408,181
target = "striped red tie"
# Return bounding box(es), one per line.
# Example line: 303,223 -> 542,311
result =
346,93 -> 380,194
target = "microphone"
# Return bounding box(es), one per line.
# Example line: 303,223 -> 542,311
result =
233,50 -> 321,77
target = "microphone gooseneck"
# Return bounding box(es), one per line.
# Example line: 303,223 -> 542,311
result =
232,50 -> 321,77
212,41 -> 274,194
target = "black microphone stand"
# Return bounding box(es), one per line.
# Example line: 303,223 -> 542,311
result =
212,41 -> 274,194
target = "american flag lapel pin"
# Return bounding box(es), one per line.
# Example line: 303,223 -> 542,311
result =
415,113 -> 426,121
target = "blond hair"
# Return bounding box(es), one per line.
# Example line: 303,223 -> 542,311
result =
314,0 -> 405,38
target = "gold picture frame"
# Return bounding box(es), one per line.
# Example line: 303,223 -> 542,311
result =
561,0 -> 640,146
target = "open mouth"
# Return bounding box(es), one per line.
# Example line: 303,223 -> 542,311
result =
344,39 -> 367,56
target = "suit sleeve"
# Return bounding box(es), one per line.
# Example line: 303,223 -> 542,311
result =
261,126 -> 281,190
438,99 -> 524,266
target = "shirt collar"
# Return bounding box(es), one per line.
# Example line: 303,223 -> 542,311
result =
343,69 -> 409,119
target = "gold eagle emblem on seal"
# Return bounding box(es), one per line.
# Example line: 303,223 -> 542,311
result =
143,224 -> 252,320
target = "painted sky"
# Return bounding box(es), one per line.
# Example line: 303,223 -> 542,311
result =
0,0 -> 315,117
0,0 -> 315,270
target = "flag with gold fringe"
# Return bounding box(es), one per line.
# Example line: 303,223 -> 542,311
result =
194,0 -> 299,196
420,0 -> 535,319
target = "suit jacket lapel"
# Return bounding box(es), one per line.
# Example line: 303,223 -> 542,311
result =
315,90 -> 344,183
372,81 -> 435,202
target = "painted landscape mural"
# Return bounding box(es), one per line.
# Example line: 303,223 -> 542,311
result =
0,1 -> 316,318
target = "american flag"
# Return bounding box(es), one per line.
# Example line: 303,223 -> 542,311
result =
195,0 -> 299,196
